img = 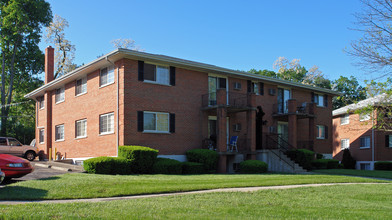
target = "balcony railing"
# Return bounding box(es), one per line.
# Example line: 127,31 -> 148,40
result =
272,102 -> 312,115
202,92 -> 249,109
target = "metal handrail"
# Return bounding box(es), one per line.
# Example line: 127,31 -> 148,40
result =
266,134 -> 296,170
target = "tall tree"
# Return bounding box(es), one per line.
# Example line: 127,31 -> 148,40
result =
111,38 -> 143,51
332,76 -> 367,109
0,0 -> 52,136
346,0 -> 392,76
45,14 -> 76,79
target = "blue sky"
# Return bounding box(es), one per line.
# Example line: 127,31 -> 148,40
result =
40,0 -> 370,83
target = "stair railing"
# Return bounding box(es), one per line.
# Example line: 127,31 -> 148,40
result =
266,134 -> 296,170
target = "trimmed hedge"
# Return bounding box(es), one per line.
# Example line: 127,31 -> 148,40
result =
83,156 -> 133,175
152,158 -> 182,174
286,149 -> 315,170
316,153 -> 323,159
239,160 -> 268,174
374,161 -> 392,170
182,162 -> 205,174
119,145 -> 158,174
186,149 -> 218,172
312,159 -> 340,169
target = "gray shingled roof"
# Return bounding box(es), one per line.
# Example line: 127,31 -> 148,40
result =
332,93 -> 391,116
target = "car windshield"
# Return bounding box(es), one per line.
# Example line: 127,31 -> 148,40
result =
8,138 -> 21,146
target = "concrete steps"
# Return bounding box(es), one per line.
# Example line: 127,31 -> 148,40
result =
256,149 -> 307,173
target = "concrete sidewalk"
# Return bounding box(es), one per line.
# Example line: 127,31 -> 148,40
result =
32,161 -> 84,172
0,182 -> 389,205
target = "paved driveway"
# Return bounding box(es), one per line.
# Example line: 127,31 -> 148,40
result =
1,161 -> 74,186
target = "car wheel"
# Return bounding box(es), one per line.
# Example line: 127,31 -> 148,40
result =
25,151 -> 36,161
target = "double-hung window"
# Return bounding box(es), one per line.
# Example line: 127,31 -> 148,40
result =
144,63 -> 170,85
55,124 -> 64,141
341,139 -> 350,150
75,119 -> 87,138
316,125 -> 326,139
340,114 -> 349,125
75,77 -> 87,96
360,136 -> 370,149
39,129 -> 44,143
143,112 -> 170,133
100,66 -> 114,87
38,96 -> 44,109
100,113 -> 114,134
313,93 -> 327,107
55,87 -> 65,103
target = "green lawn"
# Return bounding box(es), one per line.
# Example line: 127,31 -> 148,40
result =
314,169 -> 392,179
0,173 -> 388,200
1,184 -> 391,219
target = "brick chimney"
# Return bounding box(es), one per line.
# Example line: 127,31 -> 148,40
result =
45,46 -> 54,84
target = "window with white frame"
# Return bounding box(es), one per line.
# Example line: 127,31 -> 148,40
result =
387,135 -> 392,148
38,96 -> 44,109
55,124 -> 64,141
100,66 -> 115,87
143,112 -> 169,132
144,63 -> 170,85
316,125 -> 326,139
313,94 -> 327,107
360,136 -> 370,149
341,139 -> 350,150
359,113 -> 370,121
340,114 -> 349,125
360,163 -> 371,170
75,119 -> 87,138
75,77 -> 87,96
55,87 -> 65,103
39,129 -> 44,143
99,112 -> 114,134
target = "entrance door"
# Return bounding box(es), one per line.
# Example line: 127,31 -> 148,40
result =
277,122 -> 289,148
277,88 -> 291,113
208,76 -> 227,106
208,116 -> 230,148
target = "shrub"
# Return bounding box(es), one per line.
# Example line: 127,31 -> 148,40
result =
182,162 -> 205,174
311,159 -> 340,169
83,156 -> 133,175
286,149 -> 315,170
152,158 -> 182,174
119,145 -> 158,174
186,149 -> 218,172
374,161 -> 392,170
312,159 -> 328,169
341,149 -> 356,169
316,153 -> 323,159
239,160 -> 268,174
326,159 -> 340,169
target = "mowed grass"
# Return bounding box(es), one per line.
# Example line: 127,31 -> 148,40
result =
314,169 -> 392,179
0,173 -> 388,200
1,184 -> 391,219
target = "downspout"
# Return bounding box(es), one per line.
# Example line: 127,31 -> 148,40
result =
105,56 -> 119,157
372,110 -> 375,168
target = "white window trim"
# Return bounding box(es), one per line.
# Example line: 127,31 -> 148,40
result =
55,124 -> 65,142
341,139 -> 350,150
316,125 -> 325,139
99,66 -> 115,88
75,119 -> 87,139
99,112 -> 115,135
39,129 -> 45,144
75,77 -> 87,97
359,113 -> 371,122
314,94 -> 326,107
360,136 -> 371,149
143,111 -> 170,133
55,87 -> 65,104
340,114 -> 349,125
38,96 -> 45,110
143,63 -> 171,86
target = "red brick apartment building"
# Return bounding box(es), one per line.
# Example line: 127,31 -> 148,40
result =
333,94 -> 392,170
25,46 -> 339,173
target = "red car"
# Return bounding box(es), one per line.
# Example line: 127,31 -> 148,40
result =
0,154 -> 34,180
